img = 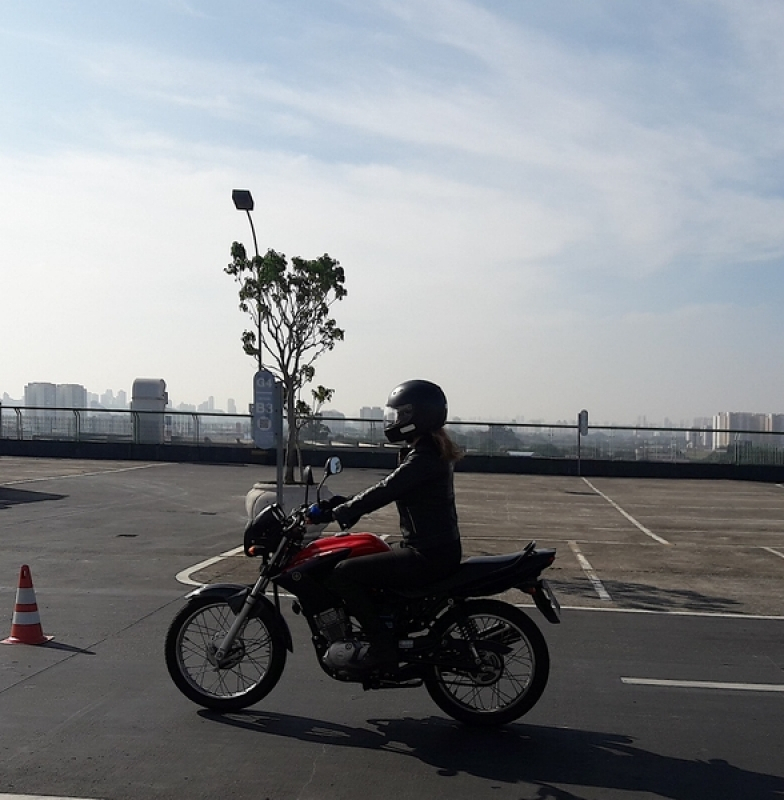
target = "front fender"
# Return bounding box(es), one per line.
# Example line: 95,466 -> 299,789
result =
185,583 -> 293,652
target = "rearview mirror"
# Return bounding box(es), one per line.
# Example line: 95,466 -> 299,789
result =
303,466 -> 314,486
324,456 -> 342,476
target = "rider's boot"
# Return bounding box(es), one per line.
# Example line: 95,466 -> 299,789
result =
360,630 -> 398,672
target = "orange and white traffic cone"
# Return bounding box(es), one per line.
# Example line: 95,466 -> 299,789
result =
2,565 -> 53,645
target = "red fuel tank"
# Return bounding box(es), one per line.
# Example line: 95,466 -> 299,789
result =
289,532 -> 391,568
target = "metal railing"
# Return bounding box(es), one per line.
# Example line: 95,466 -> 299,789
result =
3,404 -> 784,466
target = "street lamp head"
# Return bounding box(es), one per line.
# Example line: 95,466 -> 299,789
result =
232,189 -> 254,211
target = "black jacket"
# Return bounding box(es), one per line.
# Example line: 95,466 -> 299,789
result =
332,436 -> 460,555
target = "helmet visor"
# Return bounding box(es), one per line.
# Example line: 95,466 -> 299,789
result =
384,403 -> 416,439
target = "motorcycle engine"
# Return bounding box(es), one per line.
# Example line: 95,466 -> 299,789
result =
314,607 -> 350,643
322,639 -> 369,670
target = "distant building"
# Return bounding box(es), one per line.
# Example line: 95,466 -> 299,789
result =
321,408 -> 346,435
359,406 -> 384,440
766,414 -> 784,434
712,411 -> 769,450
24,382 -> 57,409
57,384 -> 88,408
131,379 -> 169,444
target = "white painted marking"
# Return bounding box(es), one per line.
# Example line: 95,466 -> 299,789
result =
622,677 -> 784,693
762,546 -> 784,560
517,604 -> 784,620
582,477 -> 671,545
175,546 -> 244,586
0,795 -> 103,799
551,605 -> 784,620
3,463 -> 170,486
568,540 -> 611,601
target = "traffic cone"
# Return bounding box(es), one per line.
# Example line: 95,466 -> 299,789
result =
2,565 -> 53,645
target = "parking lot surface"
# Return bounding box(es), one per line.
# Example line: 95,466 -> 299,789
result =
1,457 -> 783,800
186,467 -> 784,618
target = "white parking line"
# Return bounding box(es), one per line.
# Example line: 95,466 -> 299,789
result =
762,546 -> 784,560
582,478 -> 671,545
622,677 -> 784,693
0,795 -> 103,799
568,540 -> 612,601
3,463 -> 170,486
175,546 -> 244,586
566,605 -> 784,620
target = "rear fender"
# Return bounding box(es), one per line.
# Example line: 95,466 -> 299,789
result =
185,583 -> 293,651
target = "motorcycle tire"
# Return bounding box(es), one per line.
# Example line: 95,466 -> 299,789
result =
423,598 -> 549,727
165,595 -> 287,712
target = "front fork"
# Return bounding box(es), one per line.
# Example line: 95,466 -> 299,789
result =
214,571 -> 272,664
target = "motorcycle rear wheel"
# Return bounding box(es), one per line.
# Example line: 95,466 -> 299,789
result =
165,596 -> 286,712
423,598 -> 549,727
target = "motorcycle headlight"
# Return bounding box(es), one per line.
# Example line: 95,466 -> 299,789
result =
243,504 -> 285,557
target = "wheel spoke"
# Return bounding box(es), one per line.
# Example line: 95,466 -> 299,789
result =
434,611 -> 537,714
175,602 -> 274,699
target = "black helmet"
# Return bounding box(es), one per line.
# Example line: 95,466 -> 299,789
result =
384,379 -> 448,443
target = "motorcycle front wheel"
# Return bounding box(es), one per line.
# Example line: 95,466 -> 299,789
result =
423,598 -> 549,727
165,596 -> 287,712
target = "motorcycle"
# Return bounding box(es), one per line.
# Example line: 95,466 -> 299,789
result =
165,457 -> 561,727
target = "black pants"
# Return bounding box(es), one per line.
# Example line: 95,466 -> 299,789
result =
325,541 -> 461,639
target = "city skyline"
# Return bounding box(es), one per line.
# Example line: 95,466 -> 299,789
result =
4,379 -> 784,430
2,3 -> 784,424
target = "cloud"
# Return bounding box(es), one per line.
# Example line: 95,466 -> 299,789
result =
2,1 -> 784,422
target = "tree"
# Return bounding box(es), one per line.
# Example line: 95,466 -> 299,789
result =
225,243 -> 347,483
295,384 -> 335,472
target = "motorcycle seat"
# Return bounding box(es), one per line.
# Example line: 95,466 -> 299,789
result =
394,542 -> 538,599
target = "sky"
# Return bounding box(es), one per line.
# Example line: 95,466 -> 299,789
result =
2,0 -> 784,425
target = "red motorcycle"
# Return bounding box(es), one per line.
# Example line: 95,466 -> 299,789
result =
165,457 -> 560,727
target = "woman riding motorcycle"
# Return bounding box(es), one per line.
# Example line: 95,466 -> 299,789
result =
309,379 -> 463,672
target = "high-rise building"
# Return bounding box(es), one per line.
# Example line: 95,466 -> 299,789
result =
57,384 -> 88,408
712,411 -> 768,449
24,382 -> 57,408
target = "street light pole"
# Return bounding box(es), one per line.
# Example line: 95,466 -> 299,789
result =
232,189 -> 262,366
232,189 -> 259,258
232,189 -> 284,502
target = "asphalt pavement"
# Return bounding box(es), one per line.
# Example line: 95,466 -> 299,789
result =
0,456 -> 782,800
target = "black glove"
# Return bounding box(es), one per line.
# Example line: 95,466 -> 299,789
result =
306,502 -> 333,525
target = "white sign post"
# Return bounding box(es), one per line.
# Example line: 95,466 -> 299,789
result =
253,369 -> 284,503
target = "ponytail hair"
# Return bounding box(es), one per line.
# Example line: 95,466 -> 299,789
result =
430,427 -> 463,463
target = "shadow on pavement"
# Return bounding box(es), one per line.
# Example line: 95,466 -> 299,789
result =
0,487 -> 67,510
550,578 -> 742,613
200,710 -> 783,799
